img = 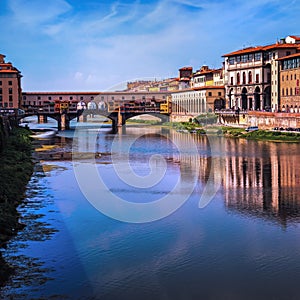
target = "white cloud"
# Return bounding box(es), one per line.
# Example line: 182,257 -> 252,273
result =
8,0 -> 72,26
5,0 -> 300,91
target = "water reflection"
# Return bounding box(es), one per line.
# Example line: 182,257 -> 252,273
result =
74,126 -> 300,226
220,139 -> 300,226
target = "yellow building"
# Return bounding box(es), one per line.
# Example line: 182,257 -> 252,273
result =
278,52 -> 300,112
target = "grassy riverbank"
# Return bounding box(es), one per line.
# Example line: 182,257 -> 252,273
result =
221,126 -> 300,142
167,121 -> 300,142
0,127 -> 34,285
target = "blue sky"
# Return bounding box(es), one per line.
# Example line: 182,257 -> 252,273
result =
1,0 -> 300,91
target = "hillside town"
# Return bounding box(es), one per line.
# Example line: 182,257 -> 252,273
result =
2,35 -> 300,128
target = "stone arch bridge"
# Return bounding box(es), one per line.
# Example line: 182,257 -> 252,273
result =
21,92 -> 172,130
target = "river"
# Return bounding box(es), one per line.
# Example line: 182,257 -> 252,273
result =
1,120 -> 300,299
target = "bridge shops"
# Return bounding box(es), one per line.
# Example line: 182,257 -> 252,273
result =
21,91 -> 172,130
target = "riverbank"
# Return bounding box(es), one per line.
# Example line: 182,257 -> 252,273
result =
0,127 -> 34,286
166,120 -> 300,142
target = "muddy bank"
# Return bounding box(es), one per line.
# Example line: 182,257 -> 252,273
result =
0,127 -> 34,286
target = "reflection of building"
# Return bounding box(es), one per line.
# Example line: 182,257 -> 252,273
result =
221,139 -> 300,226
223,39 -> 299,112
277,53 -> 300,112
0,54 -> 22,109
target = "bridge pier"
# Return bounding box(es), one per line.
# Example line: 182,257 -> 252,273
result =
57,114 -> 70,130
117,109 -> 126,127
38,114 -> 48,124
77,114 -> 87,122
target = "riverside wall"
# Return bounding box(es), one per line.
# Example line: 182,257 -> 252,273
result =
247,112 -> 300,129
218,111 -> 300,129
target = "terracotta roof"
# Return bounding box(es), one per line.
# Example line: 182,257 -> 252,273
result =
223,46 -> 264,57
223,43 -> 300,57
263,43 -> 300,51
23,91 -> 172,95
179,67 -> 192,70
171,86 -> 225,93
277,52 -> 300,61
193,70 -> 214,76
0,69 -> 19,73
288,35 -> 300,41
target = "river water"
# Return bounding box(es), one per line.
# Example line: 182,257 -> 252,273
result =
1,121 -> 300,299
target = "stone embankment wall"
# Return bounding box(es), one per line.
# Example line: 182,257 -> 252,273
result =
219,111 -> 300,129
247,112 -> 300,129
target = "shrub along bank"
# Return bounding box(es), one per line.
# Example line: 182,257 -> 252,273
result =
0,126 -> 34,285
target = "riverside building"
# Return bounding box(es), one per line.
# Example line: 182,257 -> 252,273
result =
277,52 -> 300,112
0,54 -> 22,109
223,39 -> 300,112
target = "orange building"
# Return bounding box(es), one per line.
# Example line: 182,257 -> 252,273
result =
277,52 -> 300,112
0,54 -> 22,109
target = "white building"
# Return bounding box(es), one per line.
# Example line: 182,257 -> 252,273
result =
223,38 -> 300,112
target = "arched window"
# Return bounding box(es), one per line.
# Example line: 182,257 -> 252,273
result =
290,88 -> 293,95
237,73 -> 240,84
282,89 -> 284,96
286,88 -> 288,96
248,71 -> 252,84
255,74 -> 259,83
242,72 -> 246,84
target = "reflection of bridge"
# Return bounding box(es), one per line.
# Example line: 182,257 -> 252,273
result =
21,91 -> 172,130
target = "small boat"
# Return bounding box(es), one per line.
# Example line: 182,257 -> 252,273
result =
30,130 -> 57,139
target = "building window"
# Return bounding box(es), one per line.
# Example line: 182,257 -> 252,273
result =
218,92 -> 222,96
0,81 -> 2,85
8,81 -> 12,85
80,96 -> 83,100
255,53 -> 261,61
0,88 -> 2,94
230,76 -> 233,85
8,88 -> 12,94
291,74 -> 293,80
242,72 -> 246,84
287,75 -> 289,80
295,74 -> 297,80
9,103 -> 13,108
290,88 -> 293,95
132,96 -> 135,100
48,96 -> 51,100
59,96 -> 62,100
286,51 -> 291,56
38,96 -> 41,100
111,96 -> 114,100
208,92 -> 212,96
286,88 -> 288,95
282,75 -> 284,81
4,102 -> 8,108
229,57 -> 235,65
248,71 -> 252,84
237,73 -> 240,84
282,89 -> 284,96
23,95 -> 26,100
248,54 -> 253,61
122,96 -> 125,100
9,95 -> 13,101
236,56 -> 241,63
70,96 -> 73,100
